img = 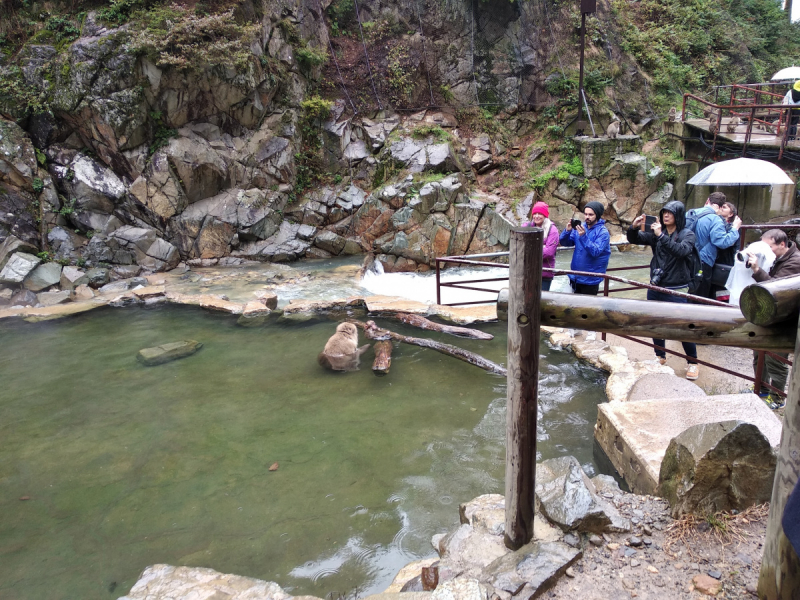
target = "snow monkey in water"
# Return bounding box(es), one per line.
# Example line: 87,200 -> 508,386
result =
606,119 -> 621,139
318,322 -> 371,372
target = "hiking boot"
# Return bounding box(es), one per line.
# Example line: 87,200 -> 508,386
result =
759,392 -> 783,409
686,364 -> 700,380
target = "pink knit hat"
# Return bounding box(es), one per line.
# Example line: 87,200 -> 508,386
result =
531,201 -> 550,218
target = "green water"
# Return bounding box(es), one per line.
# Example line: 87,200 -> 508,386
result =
0,306 -> 606,599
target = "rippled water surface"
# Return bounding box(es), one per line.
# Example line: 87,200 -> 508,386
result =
0,303 -> 606,599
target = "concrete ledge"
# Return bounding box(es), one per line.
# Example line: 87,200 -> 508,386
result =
595,394 -> 782,495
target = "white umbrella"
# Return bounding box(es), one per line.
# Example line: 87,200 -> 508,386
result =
687,157 -> 794,186
772,66 -> 800,81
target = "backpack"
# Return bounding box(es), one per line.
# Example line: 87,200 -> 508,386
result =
684,208 -> 708,293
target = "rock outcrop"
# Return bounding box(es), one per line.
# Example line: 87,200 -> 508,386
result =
658,420 -> 777,517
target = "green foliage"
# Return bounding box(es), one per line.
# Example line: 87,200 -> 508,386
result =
300,95 -> 333,123
387,44 -> 415,105
545,74 -> 577,98
530,156 -> 586,190
44,16 -> 81,45
148,110 -> 176,157
97,0 -> 146,25
58,198 -> 76,216
440,85 -> 454,103
34,148 -> 46,166
546,125 -> 564,138
327,0 -> 355,31
130,7 -> 259,72
32,177 -> 44,193
411,125 -> 451,142
0,65 -> 47,115
36,251 -> 52,261
296,46 -> 328,72
613,0 -> 800,109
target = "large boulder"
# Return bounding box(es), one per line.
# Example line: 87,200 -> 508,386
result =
481,541 -> 581,599
658,420 -> 777,517
0,119 -> 37,189
23,262 -> 62,292
535,455 -> 630,533
129,152 -> 187,220
0,252 -> 41,284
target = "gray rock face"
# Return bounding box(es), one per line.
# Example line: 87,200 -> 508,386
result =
481,541 -> 582,599
658,420 -> 777,517
10,289 -> 37,306
437,524 -> 509,576
137,340 -> 204,366
0,252 -> 41,284
627,373 -> 706,401
0,235 -> 38,269
23,262 -> 63,291
535,456 -> 630,533
60,266 -> 88,291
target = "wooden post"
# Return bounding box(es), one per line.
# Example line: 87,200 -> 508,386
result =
758,314 -> 800,598
740,275 -> 800,326
505,227 -> 543,550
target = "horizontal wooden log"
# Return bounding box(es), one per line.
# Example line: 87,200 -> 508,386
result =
351,320 -> 507,376
372,340 -> 392,376
540,291 -> 796,352
389,312 -> 494,340
739,274 -> 800,326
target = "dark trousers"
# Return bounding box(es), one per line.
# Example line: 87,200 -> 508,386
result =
542,278 -> 553,291
790,108 -> 800,141
647,289 -> 698,364
752,350 -> 789,395
571,281 -> 600,295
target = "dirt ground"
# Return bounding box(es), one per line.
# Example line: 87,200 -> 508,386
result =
546,491 -> 768,599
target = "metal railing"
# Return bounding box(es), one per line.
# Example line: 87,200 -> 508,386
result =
434,236 -> 795,398
680,92 -> 797,159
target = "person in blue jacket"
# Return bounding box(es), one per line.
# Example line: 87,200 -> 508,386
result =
685,191 -> 741,299
559,201 -> 611,295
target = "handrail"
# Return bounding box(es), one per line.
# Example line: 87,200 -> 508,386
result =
435,232 -> 796,398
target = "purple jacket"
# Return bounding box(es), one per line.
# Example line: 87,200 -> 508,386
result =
542,223 -> 559,279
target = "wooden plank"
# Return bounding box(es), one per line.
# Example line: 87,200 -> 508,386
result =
758,314 -> 800,598
504,227 -> 543,550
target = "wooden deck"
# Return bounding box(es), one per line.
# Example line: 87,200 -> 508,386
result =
685,118 -> 800,148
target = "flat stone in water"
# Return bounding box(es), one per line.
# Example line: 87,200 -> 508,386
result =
137,340 -> 203,366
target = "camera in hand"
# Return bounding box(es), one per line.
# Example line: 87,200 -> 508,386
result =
571,218 -> 583,229
736,251 -> 763,268
650,267 -> 664,286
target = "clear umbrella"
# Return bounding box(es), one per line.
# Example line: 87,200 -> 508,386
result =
686,157 -> 794,186
772,66 -> 800,81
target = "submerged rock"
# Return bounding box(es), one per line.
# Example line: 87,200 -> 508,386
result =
137,340 -> 203,366
658,420 -> 777,517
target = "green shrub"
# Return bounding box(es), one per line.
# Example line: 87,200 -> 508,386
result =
32,177 -> 44,193
296,46 -> 328,71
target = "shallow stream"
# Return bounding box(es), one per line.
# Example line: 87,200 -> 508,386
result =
0,300 -> 607,599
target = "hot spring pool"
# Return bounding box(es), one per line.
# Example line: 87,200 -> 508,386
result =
0,304 -> 606,599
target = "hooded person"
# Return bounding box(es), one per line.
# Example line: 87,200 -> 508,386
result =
558,200 -> 611,295
627,200 -> 700,380
522,201 -> 560,290
783,80 -> 800,140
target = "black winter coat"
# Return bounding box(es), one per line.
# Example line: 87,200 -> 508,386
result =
626,200 -> 697,288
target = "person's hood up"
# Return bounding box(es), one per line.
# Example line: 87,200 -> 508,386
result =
660,200 -> 686,231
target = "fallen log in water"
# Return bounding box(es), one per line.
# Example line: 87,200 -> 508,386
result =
739,274 -> 800,326
388,312 -> 494,340
372,340 -> 392,376
350,320 -> 507,376
539,291 -> 795,352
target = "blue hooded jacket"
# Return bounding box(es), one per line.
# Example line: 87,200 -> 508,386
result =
558,218 -> 611,285
686,206 -> 739,266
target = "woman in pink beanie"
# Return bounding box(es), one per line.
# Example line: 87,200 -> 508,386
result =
522,201 -> 559,290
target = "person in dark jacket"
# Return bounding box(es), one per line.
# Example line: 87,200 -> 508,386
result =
783,80 -> 800,141
558,201 -> 611,295
627,200 -> 700,380
746,229 -> 800,407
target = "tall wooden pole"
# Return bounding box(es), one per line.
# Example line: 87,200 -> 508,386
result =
758,314 -> 800,598
505,227 -> 543,550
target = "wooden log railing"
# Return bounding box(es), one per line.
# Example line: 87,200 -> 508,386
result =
540,292 -> 796,352
740,274 -> 800,327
